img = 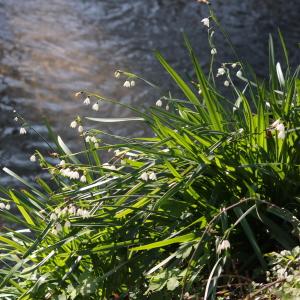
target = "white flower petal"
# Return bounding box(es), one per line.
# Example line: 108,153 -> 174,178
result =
236,70 -> 243,78
278,130 -> 286,139
149,172 -> 157,181
156,99 -> 163,107
64,220 -> 71,229
59,160 -> 66,166
276,123 -> 285,132
217,67 -> 226,77
70,121 -> 77,128
211,48 -> 217,55
271,119 -> 281,128
201,17 -> 210,27
83,97 -> 91,105
92,103 -> 99,111
140,172 -> 149,181
20,127 -> 27,135
123,80 -> 131,88
217,239 -> 230,254
30,155 -> 36,162
78,125 -> 83,133
80,175 -> 87,183
56,223 -> 62,232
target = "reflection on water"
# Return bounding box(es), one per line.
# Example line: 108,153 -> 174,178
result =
0,0 -> 299,185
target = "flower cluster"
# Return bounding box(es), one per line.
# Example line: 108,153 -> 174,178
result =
50,204 -> 90,235
114,69 -> 137,88
58,161 -> 86,182
0,202 -> 11,210
85,135 -> 99,148
123,80 -> 135,88
217,239 -> 230,254
50,205 -> 90,220
139,171 -> 157,181
70,117 -> 84,133
155,98 -> 169,110
75,92 -> 99,111
60,168 -> 80,179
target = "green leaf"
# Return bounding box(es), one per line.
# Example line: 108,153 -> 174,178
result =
57,135 -> 80,164
131,233 -> 196,251
234,207 -> 267,269
2,167 -> 46,200
0,235 -> 26,252
9,191 -> 35,226
86,117 -> 145,122
155,51 -> 201,109
167,277 -> 179,291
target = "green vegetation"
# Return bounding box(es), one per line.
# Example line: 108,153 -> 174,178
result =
0,15 -> 299,300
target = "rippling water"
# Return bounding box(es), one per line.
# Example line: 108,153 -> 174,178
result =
0,0 -> 299,185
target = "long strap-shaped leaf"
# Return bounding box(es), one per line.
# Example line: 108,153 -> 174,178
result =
131,232 -> 196,251
155,52 -> 203,114
2,167 -> 46,201
183,35 -> 223,131
86,117 -> 145,122
57,136 -> 81,164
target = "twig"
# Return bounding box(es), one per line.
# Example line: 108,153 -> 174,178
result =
243,278 -> 285,300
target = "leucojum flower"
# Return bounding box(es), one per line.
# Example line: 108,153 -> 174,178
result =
30,154 -> 36,162
92,102 -> 99,111
224,80 -> 230,87
217,67 -> 226,77
139,171 -> 157,181
156,99 -> 163,107
271,119 -> 286,139
217,239 -> 230,254
201,17 -> 210,28
70,120 -> 77,128
123,80 -> 135,88
83,97 -> 90,105
123,80 -> 131,88
236,70 -> 242,78
211,48 -> 217,55
20,127 -> 27,135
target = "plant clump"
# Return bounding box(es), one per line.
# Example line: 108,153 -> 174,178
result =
0,9 -> 299,300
